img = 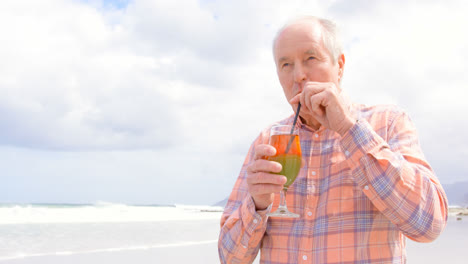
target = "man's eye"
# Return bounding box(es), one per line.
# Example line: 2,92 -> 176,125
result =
282,63 -> 290,68
307,56 -> 315,60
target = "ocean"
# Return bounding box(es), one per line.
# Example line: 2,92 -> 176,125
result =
0,203 -> 466,263
0,203 -> 223,263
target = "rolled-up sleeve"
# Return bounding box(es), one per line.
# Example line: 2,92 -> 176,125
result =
218,134 -> 271,264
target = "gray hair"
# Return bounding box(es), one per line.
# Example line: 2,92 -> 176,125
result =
273,16 -> 343,64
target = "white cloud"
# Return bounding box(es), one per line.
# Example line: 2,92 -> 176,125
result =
0,0 -> 183,150
336,0 -> 468,183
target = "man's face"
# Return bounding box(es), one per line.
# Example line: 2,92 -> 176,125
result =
273,20 -> 344,111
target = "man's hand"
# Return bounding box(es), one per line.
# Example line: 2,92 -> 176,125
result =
246,144 -> 287,210
289,82 -> 355,136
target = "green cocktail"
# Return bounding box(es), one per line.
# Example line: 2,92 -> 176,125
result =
267,125 -> 302,218
269,153 -> 301,189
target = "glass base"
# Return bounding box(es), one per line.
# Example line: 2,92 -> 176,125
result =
267,206 -> 300,218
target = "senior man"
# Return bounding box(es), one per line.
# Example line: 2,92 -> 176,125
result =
218,16 -> 448,264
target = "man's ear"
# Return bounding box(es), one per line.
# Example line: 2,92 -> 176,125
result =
338,53 -> 345,79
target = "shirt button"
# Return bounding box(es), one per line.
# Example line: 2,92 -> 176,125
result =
242,245 -> 247,249
310,185 -> 315,193
311,171 -> 316,176
253,219 -> 258,224
345,150 -> 350,156
307,211 -> 312,216
364,185 -> 369,190
303,255 -> 308,260
314,134 -> 319,138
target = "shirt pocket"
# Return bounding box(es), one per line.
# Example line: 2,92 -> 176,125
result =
318,138 -> 347,167
317,143 -> 359,219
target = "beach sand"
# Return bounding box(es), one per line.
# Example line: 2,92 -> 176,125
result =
2,216 -> 466,264
406,216 -> 468,264
2,242 -> 221,264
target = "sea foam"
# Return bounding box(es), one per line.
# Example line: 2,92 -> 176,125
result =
0,203 -> 223,224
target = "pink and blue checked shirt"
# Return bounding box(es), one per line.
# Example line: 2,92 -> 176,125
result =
218,103 -> 448,264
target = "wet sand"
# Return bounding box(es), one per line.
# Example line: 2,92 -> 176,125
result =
2,216 -> 466,264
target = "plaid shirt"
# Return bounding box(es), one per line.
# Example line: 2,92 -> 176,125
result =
218,103 -> 448,264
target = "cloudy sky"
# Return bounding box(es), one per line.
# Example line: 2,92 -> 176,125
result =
1,0 -> 467,205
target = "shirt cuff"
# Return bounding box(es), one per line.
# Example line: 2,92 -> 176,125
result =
256,203 -> 273,216
241,195 -> 270,236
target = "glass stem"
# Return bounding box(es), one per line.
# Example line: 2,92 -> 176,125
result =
278,188 -> 288,212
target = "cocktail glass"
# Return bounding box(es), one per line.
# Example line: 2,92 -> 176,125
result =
266,124 -> 302,218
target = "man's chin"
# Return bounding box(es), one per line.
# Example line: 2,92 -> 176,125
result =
299,114 -> 321,130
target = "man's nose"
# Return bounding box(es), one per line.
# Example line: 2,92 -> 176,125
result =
293,63 -> 307,84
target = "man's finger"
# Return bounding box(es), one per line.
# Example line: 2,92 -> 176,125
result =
303,82 -> 326,95
310,93 -> 326,117
301,90 -> 311,113
249,183 -> 285,195
289,94 -> 300,104
247,172 -> 287,185
247,160 -> 282,175
253,144 -> 276,160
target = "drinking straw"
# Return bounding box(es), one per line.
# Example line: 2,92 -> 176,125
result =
285,103 -> 301,153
